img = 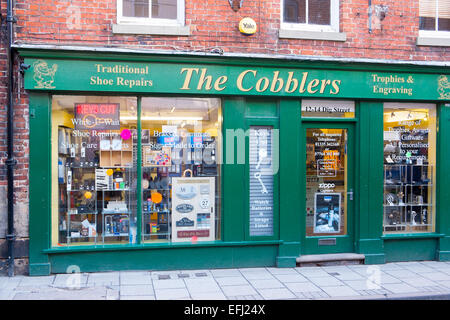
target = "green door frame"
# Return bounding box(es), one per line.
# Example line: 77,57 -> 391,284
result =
301,121 -> 356,254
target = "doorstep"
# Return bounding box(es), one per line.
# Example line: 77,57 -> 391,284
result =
296,253 -> 365,267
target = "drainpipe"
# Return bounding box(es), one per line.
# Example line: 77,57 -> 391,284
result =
5,0 -> 16,277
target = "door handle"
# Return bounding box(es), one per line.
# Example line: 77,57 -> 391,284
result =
348,189 -> 354,201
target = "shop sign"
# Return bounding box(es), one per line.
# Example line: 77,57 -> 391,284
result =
23,58 -> 450,101
302,100 -> 355,118
176,204 -> 194,213
239,17 -> 257,35
177,230 -> 210,238
171,177 -> 215,242
74,103 -> 120,130
249,127 -> 274,237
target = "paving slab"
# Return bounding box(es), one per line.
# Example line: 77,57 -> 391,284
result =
273,273 -> 309,283
257,288 -> 296,300
344,280 -> 381,291
87,272 -> 120,286
221,285 -> 258,297
248,279 -> 285,289
379,272 -> 404,284
154,288 -> 191,300
421,272 -> 450,281
401,277 -> 439,288
215,276 -> 249,286
120,295 -> 156,300
53,273 -> 89,288
0,276 -> 23,290
13,287 -> 108,300
184,278 -> 222,293
383,269 -> 420,279
239,270 -> 275,280
153,278 -> 186,290
296,267 -> 330,278
18,276 -> 55,287
320,285 -> 360,298
189,291 -> 227,300
210,269 -> 242,277
331,271 -> 366,281
308,276 -> 345,287
284,282 -> 322,293
120,271 -> 152,285
266,268 -> 299,275
382,283 -> 421,294
120,284 -> 154,296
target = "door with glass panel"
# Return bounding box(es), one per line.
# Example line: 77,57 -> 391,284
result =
302,123 -> 355,254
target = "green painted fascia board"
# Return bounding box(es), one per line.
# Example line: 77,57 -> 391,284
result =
17,48 -> 450,74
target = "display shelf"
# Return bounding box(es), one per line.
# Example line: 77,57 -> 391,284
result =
383,164 -> 433,233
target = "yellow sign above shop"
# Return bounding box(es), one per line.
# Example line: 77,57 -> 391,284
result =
239,17 -> 257,35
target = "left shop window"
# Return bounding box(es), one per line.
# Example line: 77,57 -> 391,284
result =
52,95 -> 138,246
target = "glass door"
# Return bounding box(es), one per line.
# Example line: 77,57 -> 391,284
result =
302,123 -> 355,254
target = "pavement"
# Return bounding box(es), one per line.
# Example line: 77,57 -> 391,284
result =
1,261 -> 450,300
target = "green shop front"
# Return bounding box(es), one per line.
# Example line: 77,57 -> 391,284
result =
21,48 -> 450,276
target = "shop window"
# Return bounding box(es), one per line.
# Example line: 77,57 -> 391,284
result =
306,128 -> 349,236
383,103 -> 436,234
419,0 -> 450,33
140,97 -> 222,243
52,96 -> 138,246
282,0 -> 339,32
117,0 -> 184,25
52,95 -> 222,247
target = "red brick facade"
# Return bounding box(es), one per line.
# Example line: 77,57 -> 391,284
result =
0,0 -> 449,273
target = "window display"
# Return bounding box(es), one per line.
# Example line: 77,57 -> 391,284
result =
383,103 -> 436,234
53,95 -> 222,246
53,96 -> 138,246
140,97 -> 221,243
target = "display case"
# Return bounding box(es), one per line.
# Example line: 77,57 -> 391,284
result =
63,162 -> 99,244
383,164 -> 433,233
99,167 -> 136,243
142,166 -> 171,242
58,125 -> 137,245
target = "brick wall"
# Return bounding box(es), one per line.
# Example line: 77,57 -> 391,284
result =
0,1 -> 30,275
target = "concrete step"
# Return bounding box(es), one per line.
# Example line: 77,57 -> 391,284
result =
296,253 -> 365,267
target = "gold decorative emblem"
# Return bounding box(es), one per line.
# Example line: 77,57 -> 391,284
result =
33,60 -> 58,89
437,75 -> 450,100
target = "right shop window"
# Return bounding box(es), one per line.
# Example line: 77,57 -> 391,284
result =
383,103 -> 436,234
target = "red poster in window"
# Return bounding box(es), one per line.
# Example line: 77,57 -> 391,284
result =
74,103 -> 120,130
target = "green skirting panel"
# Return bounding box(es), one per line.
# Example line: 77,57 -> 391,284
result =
47,245 -> 278,274
384,239 -> 438,262
29,263 -> 51,276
